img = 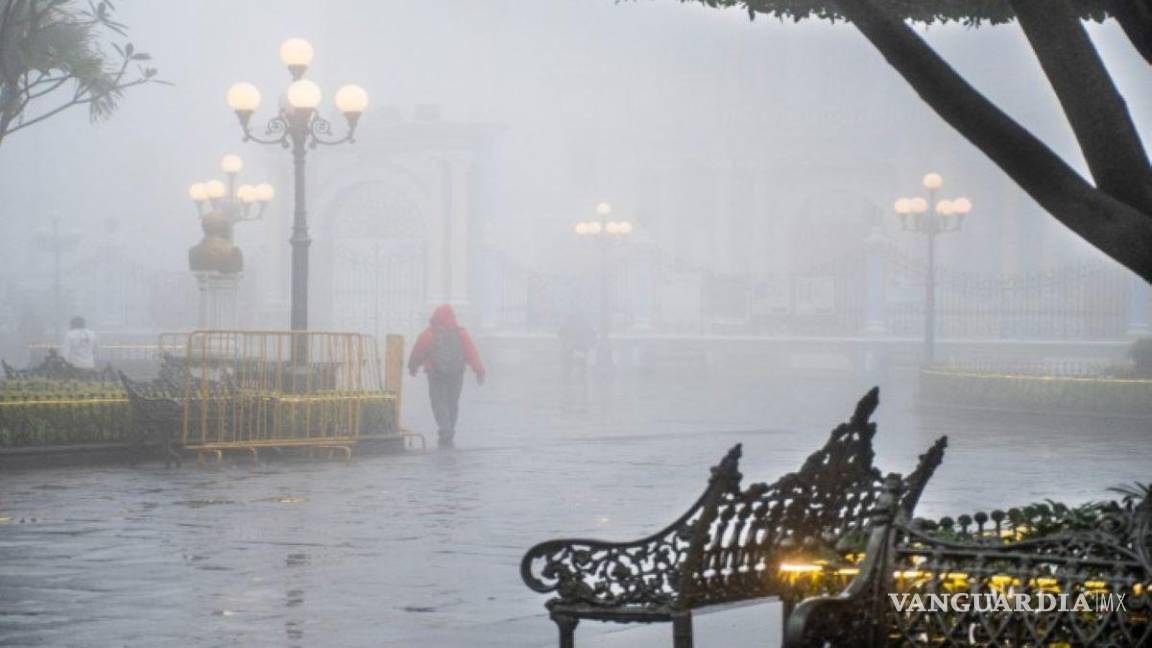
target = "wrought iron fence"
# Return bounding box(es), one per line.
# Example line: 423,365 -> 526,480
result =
483,237 -> 1138,340
885,249 -> 1129,340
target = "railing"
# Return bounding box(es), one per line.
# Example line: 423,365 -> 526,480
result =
483,241 -> 1140,340
177,330 -> 391,458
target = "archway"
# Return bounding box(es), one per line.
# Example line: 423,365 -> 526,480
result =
326,177 -> 428,339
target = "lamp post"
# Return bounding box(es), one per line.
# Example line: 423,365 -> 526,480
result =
186,154 -> 275,329
226,37 -> 367,336
894,173 -> 972,365
188,153 -> 275,234
575,202 -> 633,367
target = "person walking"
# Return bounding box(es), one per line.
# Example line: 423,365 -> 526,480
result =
408,305 -> 485,448
61,316 -> 97,369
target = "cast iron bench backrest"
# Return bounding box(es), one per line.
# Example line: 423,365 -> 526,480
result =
521,388 -> 948,612
119,371 -> 184,467
785,482 -> 1152,647
682,389 -> 946,608
3,354 -> 117,383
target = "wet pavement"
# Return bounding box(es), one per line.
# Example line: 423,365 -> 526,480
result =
2,367 -> 1149,646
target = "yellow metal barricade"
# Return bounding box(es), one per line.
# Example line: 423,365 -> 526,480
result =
178,330 -> 396,460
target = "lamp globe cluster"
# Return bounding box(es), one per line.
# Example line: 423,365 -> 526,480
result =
227,38 -> 367,134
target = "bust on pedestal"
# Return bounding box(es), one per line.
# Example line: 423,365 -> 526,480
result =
189,210 -> 243,330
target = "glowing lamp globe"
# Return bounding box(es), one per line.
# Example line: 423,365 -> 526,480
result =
335,84 -> 369,114
935,200 -> 955,215
205,179 -> 227,199
254,183 -> 275,202
596,202 -> 612,216
236,185 -> 256,203
894,198 -> 911,214
587,221 -> 603,235
619,221 -> 633,235
188,183 -> 209,202
287,79 -> 322,110
922,173 -> 943,190
605,222 -> 621,235
220,154 -> 244,174
226,82 -> 262,112
279,38 -> 315,68
952,197 -> 972,214
575,222 -> 589,235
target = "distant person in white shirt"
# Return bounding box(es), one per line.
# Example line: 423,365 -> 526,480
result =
62,316 -> 97,369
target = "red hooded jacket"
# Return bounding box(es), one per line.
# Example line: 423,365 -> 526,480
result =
408,305 -> 485,378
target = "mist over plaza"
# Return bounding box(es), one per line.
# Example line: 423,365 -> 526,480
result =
0,2 -> 1150,647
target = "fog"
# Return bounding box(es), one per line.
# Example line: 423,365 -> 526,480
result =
3,3 -> 1152,645
2,0 -> 1149,346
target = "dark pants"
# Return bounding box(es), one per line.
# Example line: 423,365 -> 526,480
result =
428,370 -> 465,444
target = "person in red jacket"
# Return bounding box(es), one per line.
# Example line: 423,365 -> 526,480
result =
408,304 -> 485,448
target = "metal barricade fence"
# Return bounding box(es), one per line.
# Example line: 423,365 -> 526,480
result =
179,331 -> 391,459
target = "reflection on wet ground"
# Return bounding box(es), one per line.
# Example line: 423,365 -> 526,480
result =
1,369 -> 1149,646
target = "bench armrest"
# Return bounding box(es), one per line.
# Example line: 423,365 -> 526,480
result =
520,530 -> 694,608
521,444 -> 745,609
784,474 -> 903,648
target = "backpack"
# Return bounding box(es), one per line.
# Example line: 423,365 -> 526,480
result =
431,328 -> 466,376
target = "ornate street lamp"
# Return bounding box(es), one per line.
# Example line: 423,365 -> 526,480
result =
226,38 -> 367,335
574,201 -> 633,367
893,173 -> 973,365
188,153 -> 275,234
187,154 -> 275,329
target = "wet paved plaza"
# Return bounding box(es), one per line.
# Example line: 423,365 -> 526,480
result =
2,368 -> 1150,646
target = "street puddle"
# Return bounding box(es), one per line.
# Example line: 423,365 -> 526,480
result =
176,498 -> 235,508
255,496 -> 308,504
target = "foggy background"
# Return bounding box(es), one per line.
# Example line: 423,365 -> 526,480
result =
1,0 -> 1149,353
3,4 -> 1152,646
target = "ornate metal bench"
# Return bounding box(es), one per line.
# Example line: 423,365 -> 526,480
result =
119,372 -> 184,468
520,388 -> 948,647
785,482 -> 1152,647
3,351 -> 117,382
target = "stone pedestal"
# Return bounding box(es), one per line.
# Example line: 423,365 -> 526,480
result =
196,272 -> 242,330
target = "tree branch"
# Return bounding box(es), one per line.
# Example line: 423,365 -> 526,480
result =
1109,0 -> 1152,65
2,76 -> 149,137
1012,0 -> 1152,216
834,0 -> 1152,282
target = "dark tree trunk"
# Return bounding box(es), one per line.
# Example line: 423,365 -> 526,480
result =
834,0 -> 1152,284
1012,0 -> 1152,216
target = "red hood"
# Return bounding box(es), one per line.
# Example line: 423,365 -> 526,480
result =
430,304 -> 459,329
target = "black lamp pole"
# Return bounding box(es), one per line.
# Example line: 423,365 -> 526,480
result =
227,41 -> 365,336
895,175 -> 971,367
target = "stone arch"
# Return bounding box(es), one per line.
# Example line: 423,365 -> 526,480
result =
321,168 -> 433,338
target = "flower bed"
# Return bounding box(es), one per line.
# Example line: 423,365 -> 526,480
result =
0,381 -> 399,448
0,381 -> 132,446
919,367 -> 1152,417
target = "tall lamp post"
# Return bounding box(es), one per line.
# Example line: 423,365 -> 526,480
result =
894,173 -> 972,365
574,202 -> 633,367
225,38 -> 367,336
